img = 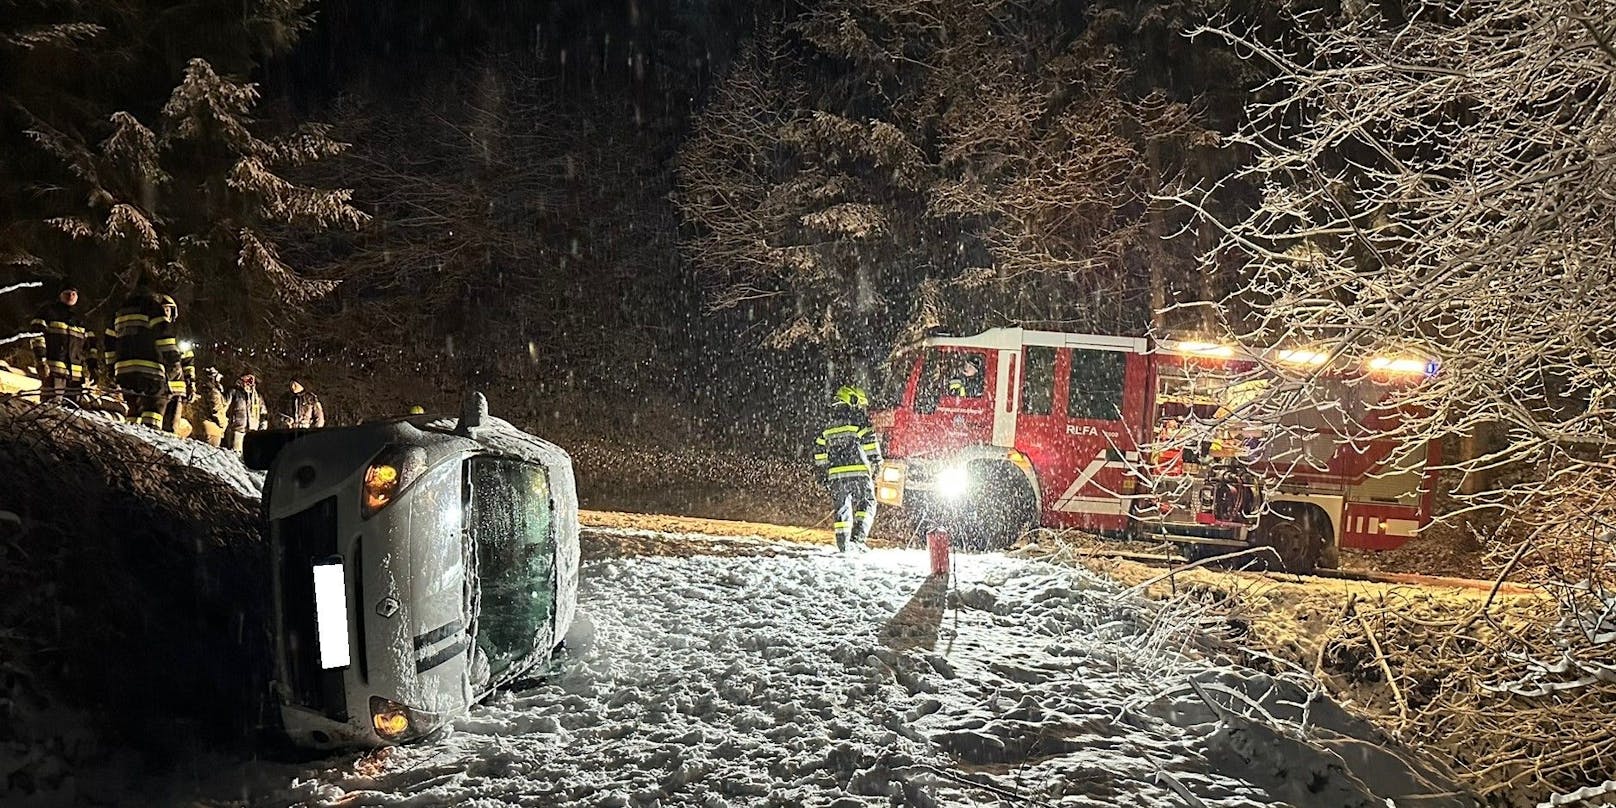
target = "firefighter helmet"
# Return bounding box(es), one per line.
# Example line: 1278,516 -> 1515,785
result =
160,294 -> 179,321
834,385 -> 869,408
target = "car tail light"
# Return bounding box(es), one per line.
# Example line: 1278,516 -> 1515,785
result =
370,697 -> 415,741
369,696 -> 444,744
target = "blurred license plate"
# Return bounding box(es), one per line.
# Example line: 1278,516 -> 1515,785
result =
312,559 -> 351,670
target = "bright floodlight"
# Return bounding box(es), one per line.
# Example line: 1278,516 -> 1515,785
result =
313,562 -> 351,670
178,339 -> 194,353
936,466 -> 970,499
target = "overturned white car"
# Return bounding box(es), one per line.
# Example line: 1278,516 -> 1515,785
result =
247,394 -> 579,748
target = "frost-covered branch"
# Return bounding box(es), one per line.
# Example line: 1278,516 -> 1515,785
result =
1182,0 -> 1616,547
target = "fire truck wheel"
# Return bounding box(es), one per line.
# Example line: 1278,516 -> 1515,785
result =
1261,520 -> 1320,574
1318,540 -> 1341,570
958,468 -> 1037,551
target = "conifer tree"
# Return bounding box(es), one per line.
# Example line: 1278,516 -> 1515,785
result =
0,0 -> 350,335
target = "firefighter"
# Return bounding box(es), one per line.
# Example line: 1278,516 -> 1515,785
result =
157,295 -> 196,434
274,378 -> 325,429
105,286 -> 183,430
192,367 -> 229,447
223,373 -> 266,453
813,385 -> 883,553
946,358 -> 983,398
28,284 -> 91,401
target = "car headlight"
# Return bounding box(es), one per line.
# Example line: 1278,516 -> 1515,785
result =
362,445 -> 428,517
935,466 -> 971,499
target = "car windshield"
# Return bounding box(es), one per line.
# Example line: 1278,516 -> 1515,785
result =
467,457 -> 556,681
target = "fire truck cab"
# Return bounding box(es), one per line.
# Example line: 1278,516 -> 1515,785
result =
875,328 -> 1437,571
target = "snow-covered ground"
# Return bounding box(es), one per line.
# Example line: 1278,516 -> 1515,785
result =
173,547 -> 1470,807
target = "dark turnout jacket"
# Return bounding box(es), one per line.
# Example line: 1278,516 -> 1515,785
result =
104,290 -> 180,382
29,300 -> 91,379
812,403 -> 883,480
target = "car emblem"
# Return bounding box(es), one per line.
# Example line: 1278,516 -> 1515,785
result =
376,597 -> 400,618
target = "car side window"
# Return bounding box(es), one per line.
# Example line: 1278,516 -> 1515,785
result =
1067,348 -> 1126,421
466,457 -> 555,679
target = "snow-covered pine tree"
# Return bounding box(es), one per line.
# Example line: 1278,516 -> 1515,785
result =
674,0 -> 1240,387
0,0 -> 327,329
159,59 -> 366,309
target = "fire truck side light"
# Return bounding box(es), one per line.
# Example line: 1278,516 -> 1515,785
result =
936,466 -> 971,499
1276,349 -> 1328,366
1175,341 -> 1236,358
881,464 -> 904,483
1367,356 -> 1435,375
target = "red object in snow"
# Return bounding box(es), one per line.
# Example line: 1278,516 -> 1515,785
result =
927,530 -> 951,576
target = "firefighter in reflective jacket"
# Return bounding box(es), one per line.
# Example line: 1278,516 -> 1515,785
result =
159,297 -> 197,434
104,288 -> 183,430
28,284 -> 90,401
813,385 -> 883,552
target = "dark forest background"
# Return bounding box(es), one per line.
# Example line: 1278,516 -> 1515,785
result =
0,0 -> 1322,451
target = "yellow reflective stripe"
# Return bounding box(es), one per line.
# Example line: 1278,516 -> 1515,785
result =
154,337 -> 178,347
827,464 -> 869,475
833,521 -> 850,529
860,442 -> 879,451
815,436 -> 827,446
114,314 -> 150,326
116,359 -> 165,371
168,380 -> 188,393
822,425 -> 859,436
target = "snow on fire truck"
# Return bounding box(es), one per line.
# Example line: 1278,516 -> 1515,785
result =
874,328 -> 1438,572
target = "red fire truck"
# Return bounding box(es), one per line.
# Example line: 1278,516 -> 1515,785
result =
873,328 -> 1439,571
